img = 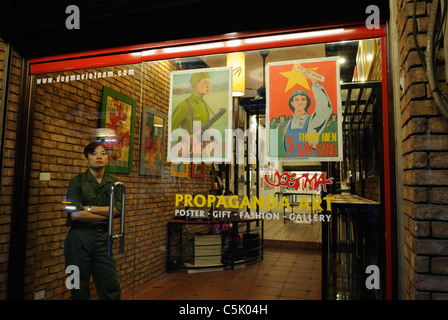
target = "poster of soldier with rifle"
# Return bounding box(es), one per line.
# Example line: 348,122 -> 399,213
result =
168,67 -> 233,164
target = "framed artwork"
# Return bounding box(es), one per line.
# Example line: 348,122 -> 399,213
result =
167,67 -> 233,164
139,106 -> 166,176
266,57 -> 343,162
170,162 -> 189,178
191,162 -> 205,178
101,86 -> 136,173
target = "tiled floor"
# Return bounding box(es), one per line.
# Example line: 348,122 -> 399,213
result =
123,218 -> 322,300
124,248 -> 321,300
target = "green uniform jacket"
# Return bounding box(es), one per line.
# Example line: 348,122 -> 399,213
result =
171,94 -> 210,134
65,169 -> 122,228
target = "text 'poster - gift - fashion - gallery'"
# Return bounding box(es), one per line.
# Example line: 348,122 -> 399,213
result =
167,67 -> 233,164
266,57 -> 343,162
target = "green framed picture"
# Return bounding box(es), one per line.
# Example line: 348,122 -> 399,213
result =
139,106 -> 166,176
100,86 -> 136,174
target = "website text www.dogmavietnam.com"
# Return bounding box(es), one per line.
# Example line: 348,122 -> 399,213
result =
36,68 -> 135,85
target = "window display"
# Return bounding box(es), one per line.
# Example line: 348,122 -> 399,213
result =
24,28 -> 389,300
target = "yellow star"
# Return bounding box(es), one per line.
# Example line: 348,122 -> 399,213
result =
280,65 -> 318,92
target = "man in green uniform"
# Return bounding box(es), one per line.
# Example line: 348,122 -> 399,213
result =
64,142 -> 122,300
171,72 -> 213,134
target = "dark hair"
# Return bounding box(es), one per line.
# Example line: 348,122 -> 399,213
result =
83,142 -> 105,158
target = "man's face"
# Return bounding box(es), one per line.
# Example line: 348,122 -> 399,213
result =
291,95 -> 308,113
195,78 -> 210,96
86,145 -> 109,170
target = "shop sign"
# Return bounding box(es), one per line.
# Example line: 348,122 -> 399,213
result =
263,170 -> 333,192
174,192 -> 334,222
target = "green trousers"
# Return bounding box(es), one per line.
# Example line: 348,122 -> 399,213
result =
64,227 -> 121,300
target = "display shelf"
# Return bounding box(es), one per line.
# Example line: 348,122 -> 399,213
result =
167,218 -> 263,272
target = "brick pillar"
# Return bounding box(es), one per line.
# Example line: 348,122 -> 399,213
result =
396,0 -> 448,299
0,37 -> 22,300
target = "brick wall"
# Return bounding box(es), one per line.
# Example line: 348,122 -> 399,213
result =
396,0 -> 448,299
25,61 -> 213,299
0,38 -> 22,300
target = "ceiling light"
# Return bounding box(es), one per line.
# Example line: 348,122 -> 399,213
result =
162,42 -> 225,54
244,28 -> 345,45
226,40 -> 243,47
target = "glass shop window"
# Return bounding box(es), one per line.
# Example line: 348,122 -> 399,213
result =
27,36 -> 384,300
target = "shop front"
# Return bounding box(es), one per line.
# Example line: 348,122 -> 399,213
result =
10,24 -> 393,300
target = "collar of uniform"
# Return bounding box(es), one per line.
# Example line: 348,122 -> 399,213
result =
293,113 -> 308,121
84,169 -> 115,184
189,94 -> 205,104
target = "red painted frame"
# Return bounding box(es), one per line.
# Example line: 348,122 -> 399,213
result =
29,24 -> 393,299
30,25 -> 385,74
381,36 -> 392,300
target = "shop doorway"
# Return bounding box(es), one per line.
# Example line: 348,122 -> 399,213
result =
19,26 -> 391,300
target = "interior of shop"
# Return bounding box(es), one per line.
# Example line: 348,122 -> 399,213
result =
25,33 -> 386,300
167,39 -> 383,246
